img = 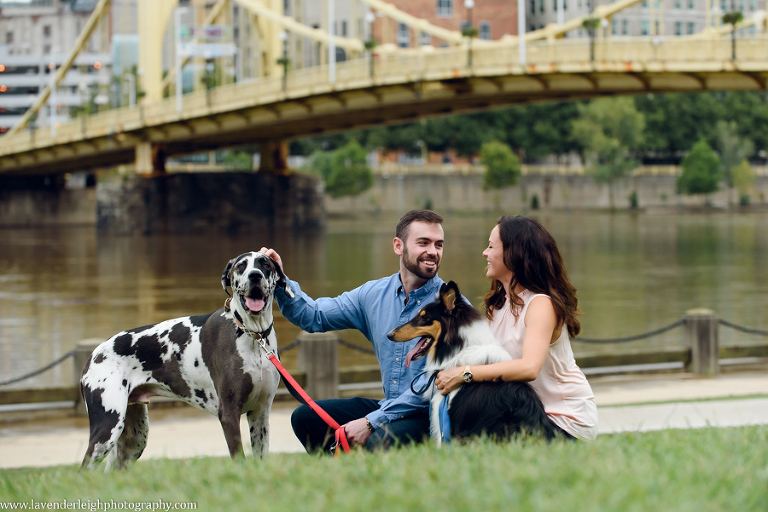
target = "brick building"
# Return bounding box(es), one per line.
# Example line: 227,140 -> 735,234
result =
372,0 -> 519,48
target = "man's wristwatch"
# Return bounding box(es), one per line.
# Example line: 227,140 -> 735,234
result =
366,419 -> 376,432
462,365 -> 473,383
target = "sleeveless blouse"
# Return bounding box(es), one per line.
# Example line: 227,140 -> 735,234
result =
489,290 -> 598,441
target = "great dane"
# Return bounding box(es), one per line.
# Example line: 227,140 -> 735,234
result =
80,251 -> 293,470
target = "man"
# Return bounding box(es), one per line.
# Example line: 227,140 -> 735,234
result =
260,209 -> 445,452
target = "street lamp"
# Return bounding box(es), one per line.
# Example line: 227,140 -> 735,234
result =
364,12 -> 377,79
462,0 -> 478,68
277,30 -> 290,92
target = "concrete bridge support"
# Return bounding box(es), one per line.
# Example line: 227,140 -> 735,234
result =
258,140 -> 290,175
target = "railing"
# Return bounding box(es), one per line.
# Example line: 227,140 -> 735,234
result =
0,309 -> 766,415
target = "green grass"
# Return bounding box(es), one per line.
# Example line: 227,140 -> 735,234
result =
2,427 -> 767,512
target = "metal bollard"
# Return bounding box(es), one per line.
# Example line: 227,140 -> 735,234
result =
73,339 -> 101,416
297,332 -> 339,400
683,309 -> 720,375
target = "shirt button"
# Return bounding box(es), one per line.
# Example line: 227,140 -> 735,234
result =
396,358 -> 400,362
393,380 -> 397,384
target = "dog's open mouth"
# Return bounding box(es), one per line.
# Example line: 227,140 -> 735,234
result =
405,336 -> 433,367
241,289 -> 266,313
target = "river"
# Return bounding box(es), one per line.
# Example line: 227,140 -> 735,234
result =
1,210 -> 767,390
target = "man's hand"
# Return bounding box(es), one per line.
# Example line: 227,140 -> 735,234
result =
343,417 -> 373,446
259,247 -> 284,272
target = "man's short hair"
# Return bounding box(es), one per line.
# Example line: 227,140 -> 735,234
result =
395,209 -> 443,241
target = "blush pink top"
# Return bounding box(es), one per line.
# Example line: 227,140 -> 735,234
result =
489,290 -> 598,441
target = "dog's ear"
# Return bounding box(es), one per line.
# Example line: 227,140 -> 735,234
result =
221,259 -> 235,297
441,281 -> 459,312
270,258 -> 295,299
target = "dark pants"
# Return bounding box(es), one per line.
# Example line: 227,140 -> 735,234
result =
290,397 -> 430,454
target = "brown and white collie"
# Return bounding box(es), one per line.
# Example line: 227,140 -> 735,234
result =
387,281 -> 557,445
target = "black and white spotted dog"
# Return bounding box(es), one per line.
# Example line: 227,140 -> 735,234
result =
80,251 -> 293,470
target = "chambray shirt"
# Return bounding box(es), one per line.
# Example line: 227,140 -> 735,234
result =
274,272 -> 444,428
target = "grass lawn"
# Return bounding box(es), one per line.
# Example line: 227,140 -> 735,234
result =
1,426 -> 766,512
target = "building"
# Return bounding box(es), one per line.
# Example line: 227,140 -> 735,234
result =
0,0 -> 111,133
526,0 -> 763,37
372,0 -> 518,47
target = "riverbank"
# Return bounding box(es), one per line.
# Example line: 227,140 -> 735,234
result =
3,170 -> 768,229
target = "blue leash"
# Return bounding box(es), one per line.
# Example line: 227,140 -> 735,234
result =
411,371 -> 451,444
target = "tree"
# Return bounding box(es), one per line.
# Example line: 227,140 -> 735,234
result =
732,159 -> 755,205
714,120 -> 754,204
326,141 -> 374,199
678,139 -> 721,198
570,97 -> 645,209
480,140 -> 521,190
722,11 -> 744,61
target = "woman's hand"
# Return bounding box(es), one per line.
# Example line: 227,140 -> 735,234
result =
435,367 -> 465,396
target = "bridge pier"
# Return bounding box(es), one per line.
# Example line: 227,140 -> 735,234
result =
96,171 -> 325,234
259,140 -> 290,175
135,142 -> 167,175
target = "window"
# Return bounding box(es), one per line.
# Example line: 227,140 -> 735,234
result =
419,31 -> 431,46
341,20 -> 348,37
5,32 -> 12,44
530,0 -> 536,13
539,0 -> 544,13
674,0 -> 681,7
479,21 -> 491,40
687,21 -> 695,34
675,21 -> 682,35
396,22 -> 410,47
641,19 -> 649,35
688,0 -> 694,8
43,25 -> 51,38
436,0 -> 453,17
622,19 -> 629,35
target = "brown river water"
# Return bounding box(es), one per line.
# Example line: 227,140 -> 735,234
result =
1,211 -> 767,390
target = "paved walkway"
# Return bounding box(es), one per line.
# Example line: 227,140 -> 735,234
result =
1,371 -> 767,469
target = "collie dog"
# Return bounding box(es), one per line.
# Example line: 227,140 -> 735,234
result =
387,281 -> 556,445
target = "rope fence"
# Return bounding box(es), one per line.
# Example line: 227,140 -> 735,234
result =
1,316 -> 767,388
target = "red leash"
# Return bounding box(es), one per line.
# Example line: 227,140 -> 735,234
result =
261,350 -> 351,456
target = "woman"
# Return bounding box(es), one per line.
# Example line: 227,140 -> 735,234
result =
435,215 -> 598,441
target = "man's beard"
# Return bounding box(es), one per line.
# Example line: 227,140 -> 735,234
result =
403,246 -> 439,280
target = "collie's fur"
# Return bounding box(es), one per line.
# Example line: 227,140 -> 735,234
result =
387,281 -> 556,445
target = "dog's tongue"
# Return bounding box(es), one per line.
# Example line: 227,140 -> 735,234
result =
245,297 -> 265,312
404,337 -> 429,368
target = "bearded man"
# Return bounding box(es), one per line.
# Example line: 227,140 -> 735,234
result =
260,209 -> 445,452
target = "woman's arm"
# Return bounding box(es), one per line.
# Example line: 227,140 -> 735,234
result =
435,296 -> 558,395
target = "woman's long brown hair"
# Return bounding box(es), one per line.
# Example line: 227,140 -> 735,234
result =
483,216 -> 581,338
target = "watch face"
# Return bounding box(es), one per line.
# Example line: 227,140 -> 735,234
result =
463,372 -> 472,383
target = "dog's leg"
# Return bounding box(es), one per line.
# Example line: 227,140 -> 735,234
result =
80,388 -> 127,470
247,404 -> 270,458
109,403 -> 149,470
218,408 -> 245,458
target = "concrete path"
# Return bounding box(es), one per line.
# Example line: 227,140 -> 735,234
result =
1,371 -> 767,469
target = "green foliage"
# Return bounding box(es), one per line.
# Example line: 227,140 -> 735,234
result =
221,151 -> 253,171
732,159 -> 755,197
678,139 -> 722,195
714,120 -> 754,187
571,97 -> 645,185
722,11 -> 744,26
305,141 -> 374,199
2,427 -> 767,511
480,140 -> 521,190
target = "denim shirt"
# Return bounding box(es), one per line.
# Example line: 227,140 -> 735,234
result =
274,272 -> 444,428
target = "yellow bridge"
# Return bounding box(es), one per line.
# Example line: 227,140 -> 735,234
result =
0,0 -> 766,177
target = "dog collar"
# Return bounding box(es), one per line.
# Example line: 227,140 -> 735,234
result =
224,298 -> 273,340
